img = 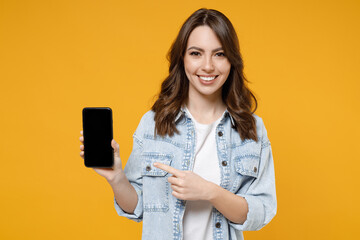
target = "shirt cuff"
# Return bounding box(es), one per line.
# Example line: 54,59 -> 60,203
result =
113,185 -> 143,222
229,194 -> 265,231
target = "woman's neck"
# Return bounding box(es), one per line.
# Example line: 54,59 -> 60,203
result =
185,91 -> 227,124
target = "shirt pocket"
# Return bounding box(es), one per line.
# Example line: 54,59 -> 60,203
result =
141,152 -> 173,212
235,155 -> 260,178
230,155 -> 260,193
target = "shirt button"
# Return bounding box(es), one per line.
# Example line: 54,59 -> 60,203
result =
218,131 -> 223,137
253,167 -> 257,173
221,161 -> 227,166
146,165 -> 151,171
215,222 -> 221,228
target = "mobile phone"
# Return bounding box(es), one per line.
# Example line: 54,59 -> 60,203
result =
82,107 -> 114,168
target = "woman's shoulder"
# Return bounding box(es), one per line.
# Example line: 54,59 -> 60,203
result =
252,113 -> 270,144
252,113 -> 264,129
134,109 -> 156,135
140,109 -> 156,123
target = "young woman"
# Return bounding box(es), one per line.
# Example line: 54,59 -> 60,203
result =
80,8 -> 276,240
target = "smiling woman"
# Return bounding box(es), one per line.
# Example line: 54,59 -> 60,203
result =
152,8 -> 258,141
80,8 -> 276,240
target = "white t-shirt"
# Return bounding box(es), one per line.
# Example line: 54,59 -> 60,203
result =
183,107 -> 222,240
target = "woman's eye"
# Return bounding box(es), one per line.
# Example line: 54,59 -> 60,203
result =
216,52 -> 226,57
190,51 -> 200,56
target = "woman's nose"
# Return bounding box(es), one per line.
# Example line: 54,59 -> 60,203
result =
201,56 -> 215,72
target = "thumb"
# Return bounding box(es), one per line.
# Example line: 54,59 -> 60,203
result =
111,139 -> 120,157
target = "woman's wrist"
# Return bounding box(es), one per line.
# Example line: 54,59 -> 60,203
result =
106,170 -> 126,186
205,181 -> 219,202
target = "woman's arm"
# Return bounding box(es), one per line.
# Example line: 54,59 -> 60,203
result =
154,141 -> 277,228
107,170 -> 138,214
158,143 -> 276,230
153,162 -> 248,224
112,134 -> 145,221
207,183 -> 248,224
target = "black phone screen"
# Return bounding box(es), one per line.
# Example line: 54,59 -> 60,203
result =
82,107 -> 114,168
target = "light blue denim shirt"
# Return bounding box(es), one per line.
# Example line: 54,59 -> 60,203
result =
114,108 -> 277,240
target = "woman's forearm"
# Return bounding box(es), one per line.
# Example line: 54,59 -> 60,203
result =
107,171 -> 138,214
207,183 -> 248,224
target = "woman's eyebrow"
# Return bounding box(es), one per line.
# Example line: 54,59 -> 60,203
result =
187,46 -> 223,52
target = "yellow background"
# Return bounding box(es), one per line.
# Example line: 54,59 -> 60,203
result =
1,0 -> 359,239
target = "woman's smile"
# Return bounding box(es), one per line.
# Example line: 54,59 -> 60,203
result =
197,75 -> 219,85
198,75 -> 218,81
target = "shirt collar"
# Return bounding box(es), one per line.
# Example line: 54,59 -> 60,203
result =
174,106 -> 186,123
174,105 -> 236,127
222,108 -> 236,127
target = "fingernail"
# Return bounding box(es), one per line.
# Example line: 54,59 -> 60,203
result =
153,162 -> 158,167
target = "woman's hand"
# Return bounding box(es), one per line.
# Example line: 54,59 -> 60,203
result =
79,130 -> 124,183
153,162 -> 215,201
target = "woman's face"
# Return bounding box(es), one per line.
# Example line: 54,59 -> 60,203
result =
184,25 -> 231,101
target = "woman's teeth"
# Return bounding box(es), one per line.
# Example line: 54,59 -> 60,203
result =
199,76 -> 217,81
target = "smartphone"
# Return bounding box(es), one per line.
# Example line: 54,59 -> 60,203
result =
82,107 -> 114,168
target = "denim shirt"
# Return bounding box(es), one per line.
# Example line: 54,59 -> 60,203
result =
114,108 -> 277,240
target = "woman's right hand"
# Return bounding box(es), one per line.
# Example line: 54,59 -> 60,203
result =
79,130 -> 124,183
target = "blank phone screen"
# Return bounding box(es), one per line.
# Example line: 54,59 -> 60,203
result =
82,108 -> 113,168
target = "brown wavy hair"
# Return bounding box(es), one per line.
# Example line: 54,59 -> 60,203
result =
152,8 -> 258,141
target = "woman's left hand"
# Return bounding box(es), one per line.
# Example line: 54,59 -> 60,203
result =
153,162 -> 214,201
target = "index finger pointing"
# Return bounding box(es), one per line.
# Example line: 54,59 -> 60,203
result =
153,162 -> 181,176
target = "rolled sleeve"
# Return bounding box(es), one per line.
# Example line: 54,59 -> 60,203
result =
114,183 -> 143,222
230,120 -> 277,231
232,194 -> 266,230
